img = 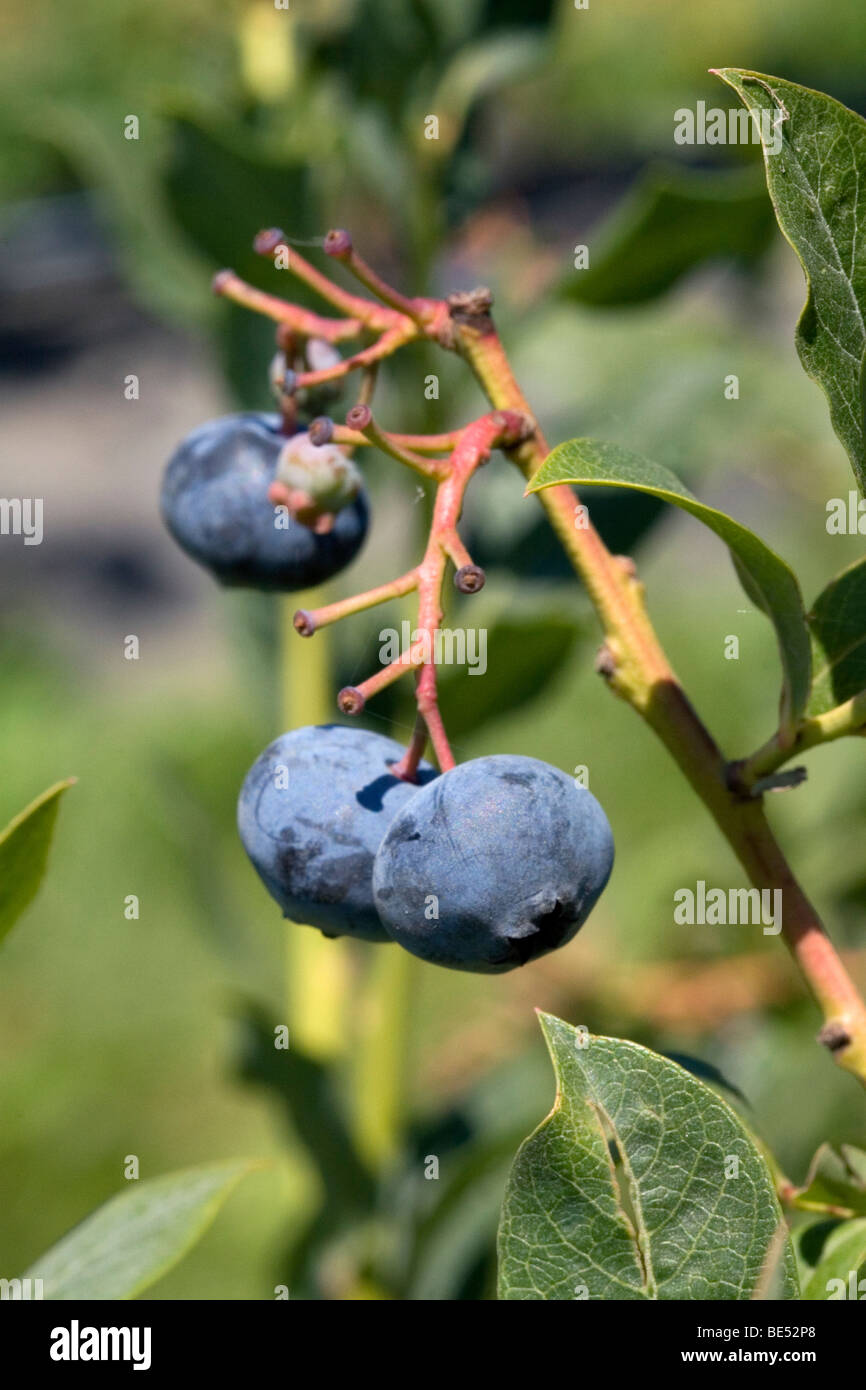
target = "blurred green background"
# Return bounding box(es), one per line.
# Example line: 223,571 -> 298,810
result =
2,0 -> 866,1298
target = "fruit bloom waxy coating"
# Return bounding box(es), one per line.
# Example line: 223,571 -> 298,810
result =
372,754 -> 614,972
161,413 -> 368,591
237,724 -> 437,941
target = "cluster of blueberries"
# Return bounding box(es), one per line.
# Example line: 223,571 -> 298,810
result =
162,412 -> 615,972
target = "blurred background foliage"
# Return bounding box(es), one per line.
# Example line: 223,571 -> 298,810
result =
2,0 -> 866,1298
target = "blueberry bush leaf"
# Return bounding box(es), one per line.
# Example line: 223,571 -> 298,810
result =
163,113 -> 314,288
429,31 -> 546,157
799,1217 -> 866,1300
528,439 -> 812,729
715,69 -> 866,491
497,1016 -> 798,1300
806,556 -> 866,715
561,164 -> 775,306
0,779 -> 74,946
436,612 -> 582,739
787,1143 -> 866,1219
9,101 -> 208,327
22,1160 -> 262,1300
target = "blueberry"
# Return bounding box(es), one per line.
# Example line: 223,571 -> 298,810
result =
161,413 -> 368,591
237,724 -> 437,941
372,754 -> 614,972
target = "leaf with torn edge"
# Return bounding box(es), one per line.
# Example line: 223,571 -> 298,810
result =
497,1016 -> 798,1300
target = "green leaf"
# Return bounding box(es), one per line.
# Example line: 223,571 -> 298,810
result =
715,69 -> 866,491
405,1141 -> 512,1300
528,438 -> 811,728
0,779 -> 74,945
662,1052 -> 748,1106
844,1144 -> 866,1185
800,1217 -> 866,1299
807,556 -> 866,714
22,1160 -> 260,1300
497,1016 -> 799,1300
792,1218 -> 836,1291
430,31 -> 546,156
163,113 -> 314,287
561,163 -> 775,306
233,1004 -> 374,1216
468,483 -> 665,583
397,1051 -> 559,1301
6,100 -> 210,327
788,1143 -> 866,1219
437,613 -> 582,739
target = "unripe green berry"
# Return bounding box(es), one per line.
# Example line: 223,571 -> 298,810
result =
275,431 -> 363,517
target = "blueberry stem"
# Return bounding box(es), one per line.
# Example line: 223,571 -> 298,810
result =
294,569 -> 419,634
416,661 -> 455,771
391,702 -> 429,782
253,231 -> 400,331
323,226 -> 436,329
293,324 -> 416,390
328,424 -> 457,458
340,408 -> 449,479
212,269 -> 361,341
731,689 -> 866,791
338,411 -> 527,765
339,640 -> 427,711
355,362 -> 379,408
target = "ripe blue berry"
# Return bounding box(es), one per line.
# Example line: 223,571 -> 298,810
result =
161,413 -> 368,591
237,724 -> 437,941
372,754 -> 614,972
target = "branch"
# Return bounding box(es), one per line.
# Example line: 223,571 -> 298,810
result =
446,294 -> 866,1089
731,688 -> 866,792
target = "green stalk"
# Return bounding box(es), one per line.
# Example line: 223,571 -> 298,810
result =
279,592 -> 351,1061
351,947 -> 414,1167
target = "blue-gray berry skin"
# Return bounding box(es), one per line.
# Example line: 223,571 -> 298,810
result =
372,754 -> 614,972
237,724 -> 437,941
161,413 -> 368,591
